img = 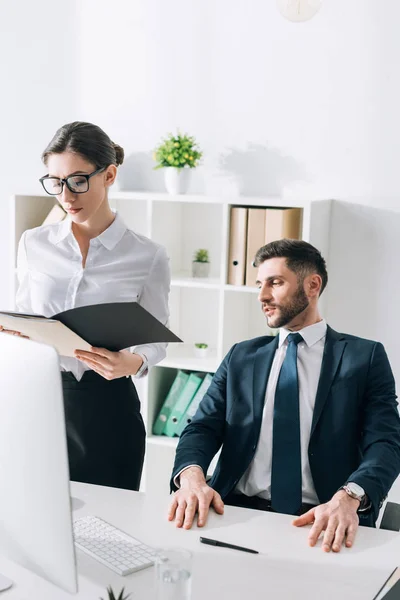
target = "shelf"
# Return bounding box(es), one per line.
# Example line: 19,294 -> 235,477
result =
151,201 -> 224,280
110,191 -> 290,206
113,191 -> 226,204
171,279 -> 262,292
223,283 -> 259,293
168,287 -> 220,357
160,344 -> 219,373
10,192 -> 332,498
147,435 -> 179,448
111,197 -> 149,237
171,274 -> 221,289
222,290 -> 269,355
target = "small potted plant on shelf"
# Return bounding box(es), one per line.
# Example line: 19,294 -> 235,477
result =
153,131 -> 202,195
100,586 -> 130,600
194,342 -> 209,358
192,248 -> 210,278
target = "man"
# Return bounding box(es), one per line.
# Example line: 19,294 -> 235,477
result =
168,239 -> 400,552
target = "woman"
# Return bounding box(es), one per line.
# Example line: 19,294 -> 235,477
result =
12,121 -> 170,490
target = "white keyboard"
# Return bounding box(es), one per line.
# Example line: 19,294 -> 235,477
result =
73,515 -> 157,576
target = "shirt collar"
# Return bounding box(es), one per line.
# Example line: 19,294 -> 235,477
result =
51,214 -> 72,245
96,211 -> 127,250
51,210 -> 127,250
278,319 -> 327,348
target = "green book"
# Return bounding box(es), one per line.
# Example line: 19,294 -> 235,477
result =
152,370 -> 189,435
163,372 -> 203,437
175,372 -> 214,437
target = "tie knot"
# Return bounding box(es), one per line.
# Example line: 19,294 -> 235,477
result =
287,332 -> 303,346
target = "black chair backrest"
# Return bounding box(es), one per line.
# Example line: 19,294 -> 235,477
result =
380,502 -> 400,532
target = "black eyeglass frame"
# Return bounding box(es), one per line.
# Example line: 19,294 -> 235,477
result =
39,167 -> 106,195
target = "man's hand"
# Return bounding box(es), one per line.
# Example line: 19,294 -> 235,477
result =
74,348 -> 143,380
167,466 -> 224,529
292,490 -> 360,552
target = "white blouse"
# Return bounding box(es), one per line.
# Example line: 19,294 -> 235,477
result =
16,211 -> 171,381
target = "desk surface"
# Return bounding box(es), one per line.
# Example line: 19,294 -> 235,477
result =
0,482 -> 399,599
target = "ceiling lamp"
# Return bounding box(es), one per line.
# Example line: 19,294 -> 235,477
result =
277,0 -> 322,22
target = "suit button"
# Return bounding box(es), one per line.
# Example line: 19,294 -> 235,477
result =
252,445 -> 256,451
310,453 -> 314,457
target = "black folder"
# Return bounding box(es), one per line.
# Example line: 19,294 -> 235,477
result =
373,568 -> 400,600
0,302 -> 182,357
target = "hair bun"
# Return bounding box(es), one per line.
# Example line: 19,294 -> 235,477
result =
112,142 -> 125,166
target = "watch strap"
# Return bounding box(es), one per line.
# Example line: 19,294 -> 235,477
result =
134,353 -> 148,377
342,484 -> 363,501
340,484 -> 370,512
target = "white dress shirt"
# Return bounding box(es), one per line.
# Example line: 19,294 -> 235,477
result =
236,319 -> 327,505
16,211 -> 170,381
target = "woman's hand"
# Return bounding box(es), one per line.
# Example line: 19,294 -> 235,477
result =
74,347 -> 144,380
0,325 -> 29,339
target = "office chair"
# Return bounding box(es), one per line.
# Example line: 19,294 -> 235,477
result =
379,502 -> 400,532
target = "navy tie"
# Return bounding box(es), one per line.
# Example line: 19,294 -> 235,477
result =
271,332 -> 303,515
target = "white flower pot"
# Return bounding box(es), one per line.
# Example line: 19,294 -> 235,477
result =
164,167 -> 191,195
192,262 -> 210,278
194,346 -> 209,359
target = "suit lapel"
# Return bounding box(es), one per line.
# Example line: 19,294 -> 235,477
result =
253,335 -> 280,423
310,326 -> 347,437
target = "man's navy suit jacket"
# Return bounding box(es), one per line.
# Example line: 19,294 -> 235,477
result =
172,326 -> 400,526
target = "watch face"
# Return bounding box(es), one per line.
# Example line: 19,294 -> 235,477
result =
347,482 -> 365,498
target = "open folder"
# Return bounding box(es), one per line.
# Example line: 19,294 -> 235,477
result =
373,567 -> 400,600
0,302 -> 182,358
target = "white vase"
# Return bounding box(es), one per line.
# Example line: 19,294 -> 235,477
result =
192,262 -> 210,278
194,346 -> 209,359
164,167 -> 191,195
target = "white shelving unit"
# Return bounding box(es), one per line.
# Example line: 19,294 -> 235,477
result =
9,192 -> 332,496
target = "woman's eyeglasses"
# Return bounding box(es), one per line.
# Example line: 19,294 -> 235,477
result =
39,167 -> 105,196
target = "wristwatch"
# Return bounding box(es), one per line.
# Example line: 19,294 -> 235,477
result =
341,482 -> 366,507
134,353 -> 148,378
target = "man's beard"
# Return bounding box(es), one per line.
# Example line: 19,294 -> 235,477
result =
265,285 -> 309,329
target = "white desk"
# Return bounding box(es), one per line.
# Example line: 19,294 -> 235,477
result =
0,482 -> 399,599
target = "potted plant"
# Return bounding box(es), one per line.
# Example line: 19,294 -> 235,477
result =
153,131 -> 202,195
194,342 -> 209,358
192,248 -> 210,278
100,587 -> 130,600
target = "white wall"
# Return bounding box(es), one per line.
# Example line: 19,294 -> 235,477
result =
3,0 -> 400,380
75,0 -> 400,199
0,0 -> 78,307
74,0 -> 400,379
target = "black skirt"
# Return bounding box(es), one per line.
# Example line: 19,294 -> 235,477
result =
62,371 -> 146,491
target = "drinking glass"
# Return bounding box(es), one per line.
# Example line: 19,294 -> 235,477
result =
155,547 -> 192,600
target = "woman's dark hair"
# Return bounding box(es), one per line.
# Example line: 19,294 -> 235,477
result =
254,239 -> 328,295
42,121 -> 124,168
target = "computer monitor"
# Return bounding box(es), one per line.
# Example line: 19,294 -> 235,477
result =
0,334 -> 77,593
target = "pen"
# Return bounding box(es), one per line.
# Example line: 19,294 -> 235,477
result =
199,536 -> 259,554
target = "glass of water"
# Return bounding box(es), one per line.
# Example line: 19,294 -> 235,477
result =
155,547 -> 192,600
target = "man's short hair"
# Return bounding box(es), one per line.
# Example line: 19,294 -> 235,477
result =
254,239 -> 328,295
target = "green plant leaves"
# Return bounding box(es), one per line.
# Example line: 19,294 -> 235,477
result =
193,248 -> 209,262
100,586 -> 131,600
153,132 -> 202,169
